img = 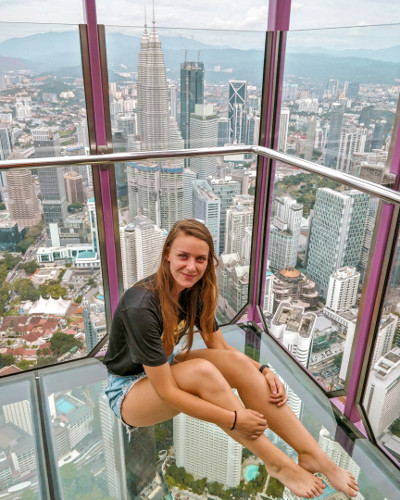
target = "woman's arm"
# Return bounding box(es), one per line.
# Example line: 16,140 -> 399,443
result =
144,362 -> 267,438
202,329 -> 288,407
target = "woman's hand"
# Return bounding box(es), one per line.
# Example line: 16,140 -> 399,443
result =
233,409 -> 268,440
263,369 -> 288,407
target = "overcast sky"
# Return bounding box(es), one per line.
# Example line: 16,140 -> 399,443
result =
0,0 -> 399,49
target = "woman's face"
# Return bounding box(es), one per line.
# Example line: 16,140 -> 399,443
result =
166,232 -> 210,296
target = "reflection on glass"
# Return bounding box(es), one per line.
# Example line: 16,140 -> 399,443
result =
105,23 -> 264,321
362,233 -> 400,463
264,166 -> 378,391
280,25 -> 399,183
0,25 -> 106,372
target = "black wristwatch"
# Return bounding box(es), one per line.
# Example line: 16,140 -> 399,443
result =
259,364 -> 269,374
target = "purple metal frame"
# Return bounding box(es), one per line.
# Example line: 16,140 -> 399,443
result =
83,0 -> 120,315
247,0 -> 291,322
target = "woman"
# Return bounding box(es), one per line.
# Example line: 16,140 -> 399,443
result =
104,219 -> 359,499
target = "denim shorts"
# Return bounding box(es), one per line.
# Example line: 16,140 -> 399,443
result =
105,352 -> 177,431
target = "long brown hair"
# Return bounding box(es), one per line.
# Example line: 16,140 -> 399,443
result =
155,219 -> 218,354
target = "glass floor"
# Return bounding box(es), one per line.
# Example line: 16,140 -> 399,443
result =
0,324 -> 399,499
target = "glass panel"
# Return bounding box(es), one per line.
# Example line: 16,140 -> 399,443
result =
104,24 -> 265,323
0,24 -> 106,374
263,164 -> 379,391
361,232 -> 400,461
0,374 -> 47,499
281,24 -> 400,182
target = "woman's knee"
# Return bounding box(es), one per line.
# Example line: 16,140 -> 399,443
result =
174,358 -> 228,394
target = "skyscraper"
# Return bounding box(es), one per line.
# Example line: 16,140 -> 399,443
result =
225,194 -> 254,261
180,61 -> 204,147
192,180 -> 220,252
325,104 -> 344,168
189,104 -> 218,179
6,153 -> 41,227
325,267 -> 360,313
278,108 -> 290,153
129,17 -> 184,231
228,80 -> 247,144
337,124 -> 367,174
306,188 -> 369,297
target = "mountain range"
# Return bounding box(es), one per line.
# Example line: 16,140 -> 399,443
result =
0,31 -> 399,85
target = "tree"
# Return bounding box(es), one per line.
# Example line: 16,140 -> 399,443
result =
35,356 -> 58,368
16,359 -> 34,370
0,353 -> 16,367
21,260 -> 39,275
13,278 -> 40,301
50,331 -> 82,356
46,284 -> 67,299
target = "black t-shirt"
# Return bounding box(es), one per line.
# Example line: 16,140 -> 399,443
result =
103,275 -> 218,376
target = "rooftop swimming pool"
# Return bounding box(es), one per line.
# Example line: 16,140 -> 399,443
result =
243,464 -> 259,482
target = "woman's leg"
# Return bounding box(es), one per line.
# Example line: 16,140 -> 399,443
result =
122,358 -> 325,499
183,349 -> 358,497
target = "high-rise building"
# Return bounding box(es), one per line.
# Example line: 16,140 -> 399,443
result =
217,117 -> 229,146
228,80 -> 247,144
263,270 -> 274,316
217,253 -> 249,320
318,428 -> 360,478
225,194 -> 254,261
337,124 -> 367,174
3,399 -> 33,435
325,104 -> 344,168
346,82 -> 360,99
268,196 -> 303,271
272,267 -> 318,312
0,126 -> 11,160
364,348 -> 400,436
82,301 -> 106,353
371,120 -> 386,150
209,177 -> 241,255
189,104 -> 218,179
278,108 -> 290,153
270,302 -> 316,367
180,61 -> 204,147
304,116 -> 317,161
174,412 -> 242,488
6,153 -> 41,227
370,313 -> 397,367
192,180 -> 220,252
169,82 -> 178,121
64,171 -> 85,204
182,168 -> 197,218
326,267 -> 360,313
306,188 -> 369,297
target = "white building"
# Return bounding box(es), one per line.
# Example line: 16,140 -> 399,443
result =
3,399 -> 33,435
263,270 -> 274,316
225,194 -> 254,262
318,428 -> 361,479
278,108 -> 290,153
192,180 -> 220,252
370,314 -> 397,368
189,104 -> 218,179
326,266 -> 360,313
364,348 -> 400,436
173,412 -> 242,488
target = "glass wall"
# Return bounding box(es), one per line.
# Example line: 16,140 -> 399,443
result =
103,24 -> 265,322
0,24 -> 106,375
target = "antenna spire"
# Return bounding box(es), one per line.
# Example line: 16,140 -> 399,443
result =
152,0 -> 156,26
144,5 -> 147,27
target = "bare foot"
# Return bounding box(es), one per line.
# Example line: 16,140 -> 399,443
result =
299,452 -> 359,498
268,456 -> 326,498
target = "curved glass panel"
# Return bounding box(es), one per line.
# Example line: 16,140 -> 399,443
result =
263,163 -> 379,392
361,232 -> 400,463
0,24 -> 106,374
103,24 -> 265,323
280,24 -> 400,183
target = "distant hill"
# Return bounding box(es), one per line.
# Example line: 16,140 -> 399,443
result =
0,30 -> 399,85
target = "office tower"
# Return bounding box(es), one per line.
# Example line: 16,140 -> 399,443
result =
209,177 -> 241,255
3,399 -> 33,435
217,117 -> 229,146
182,168 -> 197,218
371,120 -> 385,150
337,124 -> 367,174
180,61 -> 204,147
120,216 -> 166,289
15,96 -> 32,121
169,82 -> 178,120
307,188 -> 369,297
263,270 -> 274,316
364,348 -> 400,436
6,154 -> 41,227
359,106 -> 373,128
174,412 -> 242,487
245,110 -> 260,145
192,180 -> 220,252
304,116 -> 316,161
370,313 -> 397,367
326,267 -> 360,313
270,302 -> 316,367
82,301 -> 106,352
318,428 -> 360,478
64,171 -> 85,204
347,82 -> 360,99
33,128 -> 68,227
228,80 -> 247,144
325,79 -> 340,99
130,18 -> 184,231
325,104 -> 344,168
268,196 -> 303,271
99,394 -> 127,499
272,267 -> 318,312
189,104 -> 218,179
0,126 -> 11,160
87,197 -> 98,253
225,194 -> 254,261
278,108 -> 290,153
